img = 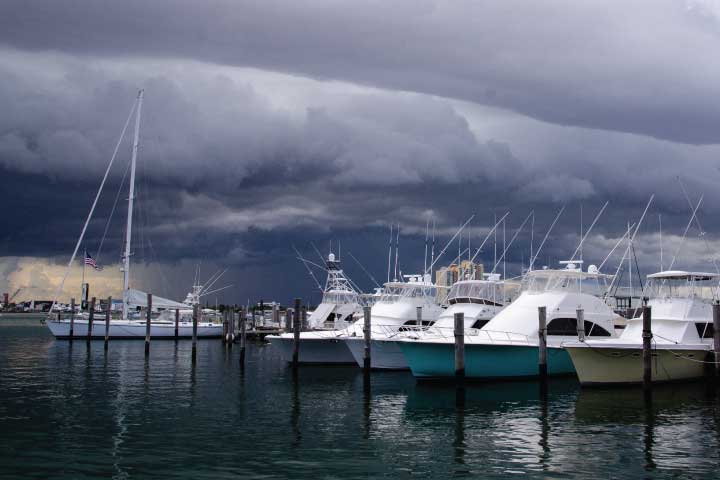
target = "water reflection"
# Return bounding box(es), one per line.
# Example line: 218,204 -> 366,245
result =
2,319 -> 720,479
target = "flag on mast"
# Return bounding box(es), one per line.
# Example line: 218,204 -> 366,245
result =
84,252 -> 101,270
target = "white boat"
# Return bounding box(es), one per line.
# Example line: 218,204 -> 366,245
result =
398,262 -> 623,379
47,318 -> 221,339
268,252 -> 364,364
343,275 -> 444,370
565,270 -> 716,385
46,91 -> 223,339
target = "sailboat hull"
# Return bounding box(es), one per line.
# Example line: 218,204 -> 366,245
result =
46,319 -> 222,339
399,341 -> 575,380
344,338 -> 409,370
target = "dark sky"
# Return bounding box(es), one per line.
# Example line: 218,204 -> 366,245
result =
1,0 -> 720,305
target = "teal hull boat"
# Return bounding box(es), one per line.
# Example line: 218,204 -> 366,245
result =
398,341 -> 575,380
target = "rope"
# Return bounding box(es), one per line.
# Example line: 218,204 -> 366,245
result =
95,156 -> 131,264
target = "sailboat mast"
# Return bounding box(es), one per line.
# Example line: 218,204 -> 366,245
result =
122,89 -> 144,320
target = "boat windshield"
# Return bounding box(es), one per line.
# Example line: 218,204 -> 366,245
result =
521,269 -> 611,296
645,275 -> 718,301
447,281 -> 504,305
378,283 -> 436,303
323,290 -> 359,304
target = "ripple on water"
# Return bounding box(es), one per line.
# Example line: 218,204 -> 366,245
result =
1,318 -> 720,479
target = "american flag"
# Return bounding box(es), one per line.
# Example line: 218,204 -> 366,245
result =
84,252 -> 99,270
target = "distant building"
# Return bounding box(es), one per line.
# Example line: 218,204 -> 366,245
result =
435,262 -> 484,302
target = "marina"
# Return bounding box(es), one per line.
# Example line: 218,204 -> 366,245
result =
3,315 -> 720,479
4,2 -> 720,478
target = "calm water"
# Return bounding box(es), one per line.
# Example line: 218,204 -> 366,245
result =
2,316 -> 720,479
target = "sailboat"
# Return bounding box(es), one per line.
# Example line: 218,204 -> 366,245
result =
46,90 -> 223,339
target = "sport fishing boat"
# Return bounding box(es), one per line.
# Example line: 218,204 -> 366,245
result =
366,274 -> 519,368
565,270 -> 716,385
268,252 -> 364,364
398,262 -> 622,380
46,91 -> 223,339
343,275 -> 444,370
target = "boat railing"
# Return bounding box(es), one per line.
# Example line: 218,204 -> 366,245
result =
392,325 -> 534,345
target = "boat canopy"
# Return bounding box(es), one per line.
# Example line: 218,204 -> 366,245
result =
378,281 -> 436,303
125,289 -> 187,310
446,280 -> 519,306
646,270 -> 719,281
521,264 -> 613,296
645,271 -> 719,300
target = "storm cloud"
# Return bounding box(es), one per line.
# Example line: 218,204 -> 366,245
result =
1,1 -> 720,303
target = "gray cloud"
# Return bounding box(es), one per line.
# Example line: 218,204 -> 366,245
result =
3,1 -> 720,144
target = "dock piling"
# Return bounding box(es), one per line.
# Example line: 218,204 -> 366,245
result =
292,298 -> 301,368
104,296 -> 111,350
416,306 -> 423,331
239,307 -> 247,368
174,308 -> 179,341
363,306 -> 371,372
576,308 -> 585,342
454,312 -> 465,382
272,303 -> 279,328
301,305 -> 308,331
69,297 -> 75,341
285,307 -> 292,332
538,306 -> 548,381
192,303 -> 198,364
87,297 -> 96,345
642,305 -> 653,390
145,293 -> 152,356
713,303 -> 720,377
222,311 -> 228,344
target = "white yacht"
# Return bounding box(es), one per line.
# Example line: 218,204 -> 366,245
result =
343,275 -> 444,370
268,253 -> 364,364
565,270 -> 716,385
398,262 -> 623,379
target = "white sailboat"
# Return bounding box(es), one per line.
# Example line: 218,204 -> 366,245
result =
47,91 -> 223,339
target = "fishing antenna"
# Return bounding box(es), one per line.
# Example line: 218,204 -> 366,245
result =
668,196 -> 703,271
529,205 -> 565,271
467,212 -> 510,266
386,224 -> 393,284
606,195 -> 654,295
424,217 -> 429,274
293,245 -> 324,292
393,224 -> 400,282
569,201 -> 609,261
677,177 -> 720,276
491,211 -> 534,274
597,222 -> 636,271
348,251 -> 381,288
425,215 -> 475,274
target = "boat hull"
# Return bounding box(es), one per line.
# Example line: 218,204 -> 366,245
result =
566,346 -> 709,385
267,335 -> 356,364
399,341 -> 575,380
344,337 -> 408,370
46,319 -> 222,339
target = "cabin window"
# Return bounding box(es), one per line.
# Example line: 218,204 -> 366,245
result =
546,318 -> 611,337
471,319 -> 489,329
695,323 -> 715,339
399,320 -> 434,332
